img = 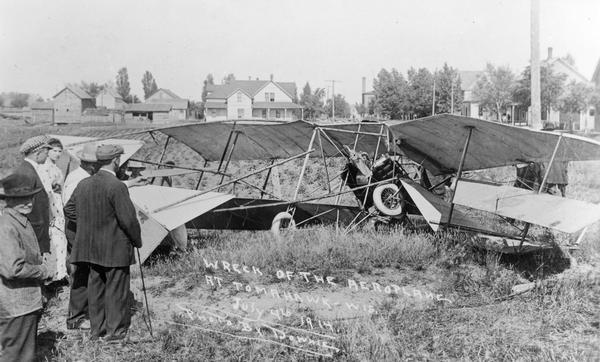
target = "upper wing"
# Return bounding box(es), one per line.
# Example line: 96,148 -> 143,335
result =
386,114 -> 600,175
48,134 -> 144,167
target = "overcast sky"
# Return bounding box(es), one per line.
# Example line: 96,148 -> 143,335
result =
1,0 -> 599,104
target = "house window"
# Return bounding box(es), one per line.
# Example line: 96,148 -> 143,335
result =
265,92 -> 275,102
211,109 -> 217,116
238,108 -> 244,119
262,110 -> 267,118
237,92 -> 242,102
275,110 -> 281,118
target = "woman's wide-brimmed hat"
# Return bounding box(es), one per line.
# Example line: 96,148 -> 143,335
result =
0,173 -> 43,198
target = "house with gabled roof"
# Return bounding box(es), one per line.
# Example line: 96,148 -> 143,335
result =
52,85 -> 96,124
145,88 -> 189,120
204,77 -> 301,122
96,88 -> 126,110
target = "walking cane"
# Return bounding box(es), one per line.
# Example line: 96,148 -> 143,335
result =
136,248 -> 153,338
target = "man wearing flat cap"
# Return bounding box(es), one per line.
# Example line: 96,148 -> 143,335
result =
13,135 -> 53,255
64,144 -> 142,341
0,173 -> 54,361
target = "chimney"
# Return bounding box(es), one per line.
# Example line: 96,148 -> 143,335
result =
547,47 -> 553,59
270,74 -> 274,81
362,77 -> 366,94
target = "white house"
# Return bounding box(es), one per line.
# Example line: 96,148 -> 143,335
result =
204,78 -> 301,122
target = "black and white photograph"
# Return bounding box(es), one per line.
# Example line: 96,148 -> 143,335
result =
1,0 -> 599,360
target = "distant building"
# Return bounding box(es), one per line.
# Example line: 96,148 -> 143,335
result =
124,103 -> 172,123
458,71 -> 485,119
145,88 -> 189,120
592,58 -> 600,130
204,78 -> 300,122
541,47 -> 595,131
30,101 -> 54,124
52,86 -> 95,124
96,88 -> 126,110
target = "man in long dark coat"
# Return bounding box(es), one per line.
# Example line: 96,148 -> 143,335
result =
13,136 -> 52,254
64,144 -> 142,341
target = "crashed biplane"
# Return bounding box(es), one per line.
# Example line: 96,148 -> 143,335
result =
55,114 -> 600,261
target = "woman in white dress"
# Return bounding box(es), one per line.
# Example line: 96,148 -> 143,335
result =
40,138 -> 69,281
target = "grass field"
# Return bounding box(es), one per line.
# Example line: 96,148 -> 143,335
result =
1,118 -> 599,361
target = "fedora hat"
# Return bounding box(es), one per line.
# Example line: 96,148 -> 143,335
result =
76,143 -> 98,162
0,173 -> 43,199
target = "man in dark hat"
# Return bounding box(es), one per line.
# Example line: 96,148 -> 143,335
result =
13,135 -> 53,254
64,144 -> 142,341
0,174 -> 54,361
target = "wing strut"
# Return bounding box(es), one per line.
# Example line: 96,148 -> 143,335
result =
447,126 -> 475,225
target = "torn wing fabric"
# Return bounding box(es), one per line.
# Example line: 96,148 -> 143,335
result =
128,185 -> 234,263
386,114 -> 600,175
453,179 -> 600,233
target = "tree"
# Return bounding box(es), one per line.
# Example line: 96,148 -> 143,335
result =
355,102 -> 367,118
325,94 -> 351,119
558,81 -> 594,129
223,73 -> 235,84
68,81 -> 105,97
142,71 -> 159,99
199,73 -> 215,118
434,63 -> 463,114
373,68 -> 409,119
472,63 -> 517,121
10,93 -> 29,108
116,67 -> 131,102
124,94 -> 141,103
299,82 -> 325,121
407,67 -> 434,118
0,94 -> 4,107
513,65 -> 566,117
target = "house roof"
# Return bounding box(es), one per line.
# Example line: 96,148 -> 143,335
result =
459,71 -> 484,90
30,101 -> 54,110
592,58 -> 600,86
542,57 -> 590,84
147,88 -> 182,100
99,88 -> 123,100
53,85 -> 93,99
125,103 -> 172,112
206,80 -> 297,100
253,102 -> 303,109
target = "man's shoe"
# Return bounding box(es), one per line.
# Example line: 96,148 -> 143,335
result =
102,334 -> 128,344
67,319 -> 90,330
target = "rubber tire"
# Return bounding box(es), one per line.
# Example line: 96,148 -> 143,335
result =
271,211 -> 297,236
373,183 -> 405,216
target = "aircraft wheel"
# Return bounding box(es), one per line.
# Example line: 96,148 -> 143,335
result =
373,183 -> 406,216
271,211 -> 297,236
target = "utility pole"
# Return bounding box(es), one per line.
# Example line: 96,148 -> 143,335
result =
450,76 -> 455,114
326,80 -> 340,120
531,0 -> 542,129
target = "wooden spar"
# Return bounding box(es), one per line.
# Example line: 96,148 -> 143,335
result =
150,136 -> 171,184
361,124 -> 385,208
261,160 -> 275,199
218,131 -> 240,188
447,126 -> 474,225
352,123 -> 362,151
216,121 -> 237,172
517,133 -> 564,250
292,129 -> 317,201
195,160 -> 210,190
317,126 -> 385,138
211,177 -> 397,213
150,149 -> 315,214
128,158 -> 225,176
318,131 -> 331,194
538,133 -> 563,194
317,128 -> 346,158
